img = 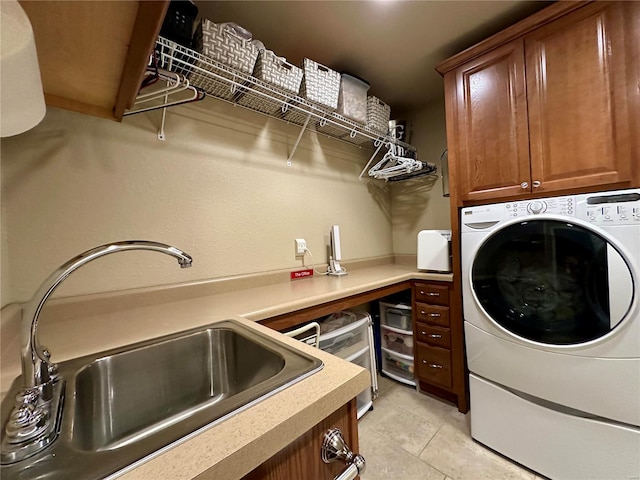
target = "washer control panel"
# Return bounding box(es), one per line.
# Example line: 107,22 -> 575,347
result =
503,195 -> 575,217
501,190 -> 640,225
462,189 -> 640,231
582,192 -> 640,226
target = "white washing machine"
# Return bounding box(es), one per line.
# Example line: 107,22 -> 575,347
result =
461,189 -> 640,480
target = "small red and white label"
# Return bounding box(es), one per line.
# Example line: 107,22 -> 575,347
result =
290,269 -> 314,280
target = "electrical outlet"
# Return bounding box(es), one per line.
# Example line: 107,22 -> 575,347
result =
295,238 -> 307,256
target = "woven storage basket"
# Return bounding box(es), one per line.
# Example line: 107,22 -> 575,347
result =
299,58 -> 340,110
367,96 -> 391,134
254,50 -> 303,94
237,50 -> 303,114
190,20 -> 260,100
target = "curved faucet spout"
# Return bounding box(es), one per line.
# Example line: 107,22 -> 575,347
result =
21,240 -> 193,389
2,241 -> 192,464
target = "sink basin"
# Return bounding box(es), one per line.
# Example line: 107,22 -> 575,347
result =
1,319 -> 322,479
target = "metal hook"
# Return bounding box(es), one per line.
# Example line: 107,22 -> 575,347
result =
349,129 -> 357,138
319,118 -> 327,127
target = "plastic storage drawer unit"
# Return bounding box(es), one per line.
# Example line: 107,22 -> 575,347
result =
380,302 -> 412,330
319,315 -> 369,356
381,348 -> 414,385
381,325 -> 414,356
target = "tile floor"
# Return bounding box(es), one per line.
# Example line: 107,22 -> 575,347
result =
358,375 -> 547,480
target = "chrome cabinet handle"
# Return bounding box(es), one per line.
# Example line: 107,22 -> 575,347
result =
428,334 -> 442,338
420,291 -> 439,297
322,428 -> 366,480
422,360 -> 444,369
532,180 -> 541,188
429,313 -> 441,317
521,182 -> 529,189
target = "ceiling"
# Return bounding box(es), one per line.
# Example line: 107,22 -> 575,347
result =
196,1 -> 552,114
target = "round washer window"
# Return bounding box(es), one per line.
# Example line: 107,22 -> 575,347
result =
472,219 -> 634,345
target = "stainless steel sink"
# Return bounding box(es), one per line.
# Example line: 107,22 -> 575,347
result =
1,319 -> 322,479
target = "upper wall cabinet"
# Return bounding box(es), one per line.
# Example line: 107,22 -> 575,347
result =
438,1 -> 639,204
19,1 -> 169,121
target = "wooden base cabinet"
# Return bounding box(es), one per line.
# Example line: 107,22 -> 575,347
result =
412,281 -> 467,413
241,400 -> 359,480
439,1 -> 638,204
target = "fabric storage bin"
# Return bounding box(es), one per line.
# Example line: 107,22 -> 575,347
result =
367,96 -> 391,134
191,20 -> 261,100
381,325 -> 414,356
337,73 -> 369,124
299,58 -> 341,110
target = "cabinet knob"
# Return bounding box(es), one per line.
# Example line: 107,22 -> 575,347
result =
520,182 -> 529,189
532,180 -> 541,188
322,428 -> 366,480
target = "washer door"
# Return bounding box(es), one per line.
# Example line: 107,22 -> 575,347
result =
472,219 -> 635,345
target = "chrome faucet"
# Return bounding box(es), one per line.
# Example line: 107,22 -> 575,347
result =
2,241 -> 192,464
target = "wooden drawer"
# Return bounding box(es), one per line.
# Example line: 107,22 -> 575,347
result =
414,283 -> 449,306
416,344 -> 452,389
415,303 -> 450,328
416,323 -> 451,349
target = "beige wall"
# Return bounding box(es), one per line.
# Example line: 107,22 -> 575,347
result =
1,100 -> 396,306
390,98 -> 451,254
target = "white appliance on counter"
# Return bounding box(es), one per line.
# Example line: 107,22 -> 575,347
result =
461,189 -> 640,480
417,230 -> 452,272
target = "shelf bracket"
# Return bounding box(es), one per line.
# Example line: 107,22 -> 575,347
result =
358,139 -> 386,180
158,105 -> 167,141
287,113 -> 312,167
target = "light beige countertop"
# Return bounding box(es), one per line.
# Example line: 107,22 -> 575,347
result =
0,262 -> 451,479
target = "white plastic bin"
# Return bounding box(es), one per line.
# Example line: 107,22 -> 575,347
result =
337,73 -> 369,124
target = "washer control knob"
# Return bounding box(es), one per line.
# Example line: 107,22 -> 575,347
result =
527,201 -> 545,214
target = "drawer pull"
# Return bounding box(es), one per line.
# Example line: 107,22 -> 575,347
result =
419,290 -> 440,297
422,360 -> 444,369
428,334 -> 442,338
429,313 -> 441,317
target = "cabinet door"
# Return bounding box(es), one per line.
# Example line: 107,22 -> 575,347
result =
451,40 -> 531,202
242,400 -> 359,480
525,2 -> 632,193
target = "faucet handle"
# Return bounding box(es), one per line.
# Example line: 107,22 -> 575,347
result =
41,347 -> 58,379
